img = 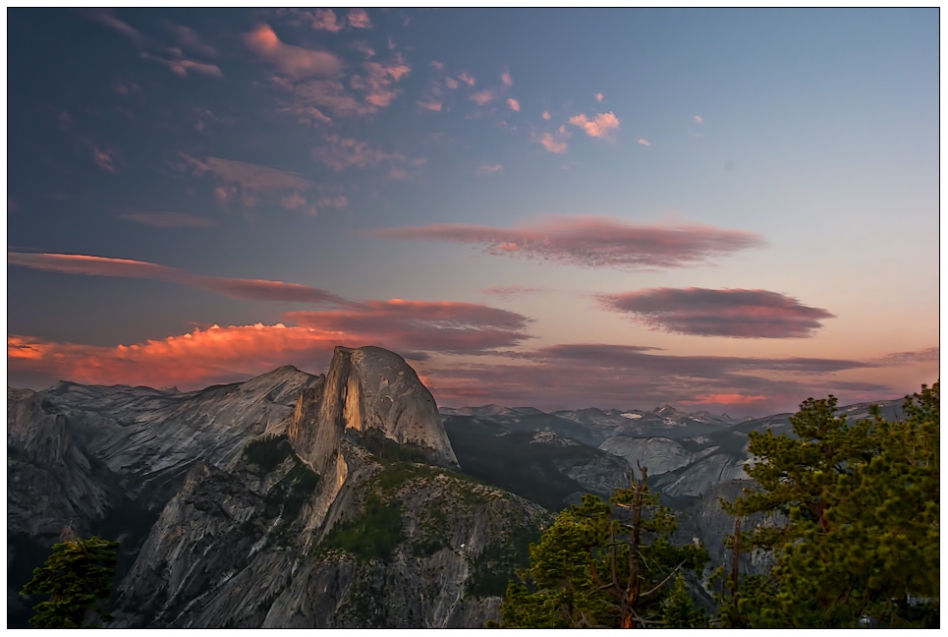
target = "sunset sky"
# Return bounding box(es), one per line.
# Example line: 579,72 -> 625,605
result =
7,8 -> 939,415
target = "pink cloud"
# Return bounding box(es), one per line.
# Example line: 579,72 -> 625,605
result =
694,115 -> 703,124
244,23 -> 342,80
310,8 -> 344,32
501,69 -> 513,87
568,111 -> 620,138
506,97 -> 521,112
595,92 -> 604,102
420,344 -> 885,414
286,299 -> 531,355
92,146 -> 118,172
417,99 -> 443,112
178,154 -> 314,207
118,211 -> 217,228
637,138 -> 651,146
445,76 -> 459,89
269,54 -> 410,119
350,41 -> 375,59
371,215 -> 765,270
476,164 -> 503,176
470,89 -> 495,105
598,288 -> 835,338
312,135 -> 405,171
457,72 -> 476,86
534,131 -> 569,154
347,8 -> 372,29
8,252 -> 351,306
541,111 -> 551,120
149,55 -> 222,78
280,192 -> 307,209
430,60 -> 444,69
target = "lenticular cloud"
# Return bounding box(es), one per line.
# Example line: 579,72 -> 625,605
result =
598,287 -> 835,338
372,215 -> 764,270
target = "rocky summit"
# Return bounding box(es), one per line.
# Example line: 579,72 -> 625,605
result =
8,346 -> 546,629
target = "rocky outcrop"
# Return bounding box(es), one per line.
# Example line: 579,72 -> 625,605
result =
290,346 -> 458,475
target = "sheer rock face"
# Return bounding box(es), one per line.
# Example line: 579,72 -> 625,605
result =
290,346 -> 459,476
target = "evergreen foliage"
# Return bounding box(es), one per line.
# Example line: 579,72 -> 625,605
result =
20,534 -> 120,628
494,466 -> 708,627
716,382 -> 939,628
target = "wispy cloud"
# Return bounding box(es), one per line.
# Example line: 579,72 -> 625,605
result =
480,285 -> 542,298
598,288 -> 835,338
179,155 -> 313,190
244,23 -> 342,79
568,112 -> 620,139
445,76 -> 459,89
637,138 -> 651,146
91,146 -> 118,173
506,97 -> 521,112
501,69 -> 513,87
140,52 -> 222,77
430,60 -> 444,69
88,11 -> 220,78
595,92 -> 604,102
476,163 -> 503,176
8,252 -> 351,306
312,135 -> 406,171
457,72 -> 476,86
694,115 -> 703,124
417,99 -> 443,112
420,343 -> 885,413
371,215 -> 765,270
542,111 -> 551,120
286,299 -> 532,355
118,211 -> 217,228
872,347 -> 940,366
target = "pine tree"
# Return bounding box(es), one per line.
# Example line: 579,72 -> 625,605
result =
20,526 -> 120,628
718,382 -> 939,628
495,465 -> 708,627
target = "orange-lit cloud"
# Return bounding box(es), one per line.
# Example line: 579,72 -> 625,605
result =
244,23 -> 342,79
595,92 -> 604,102
541,111 -> 551,120
568,111 -> 620,138
506,97 -> 521,112
457,72 -> 476,86
8,252 -> 351,306
178,154 -> 316,209
372,215 -> 765,270
598,287 -> 835,338
637,138 -> 651,146
501,69 -> 513,87
681,393 -> 769,405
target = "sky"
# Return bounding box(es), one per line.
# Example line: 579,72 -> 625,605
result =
6,8 -> 940,415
